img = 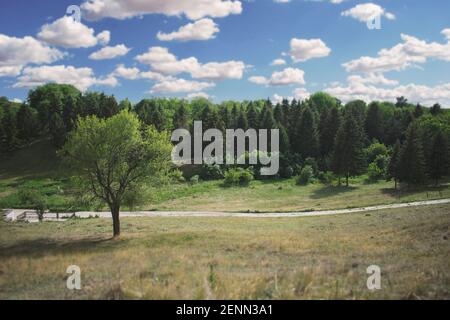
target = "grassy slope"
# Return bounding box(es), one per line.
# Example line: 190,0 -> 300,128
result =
1,140 -> 450,212
0,204 -> 449,299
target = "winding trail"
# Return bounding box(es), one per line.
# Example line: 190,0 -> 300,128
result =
4,198 -> 450,222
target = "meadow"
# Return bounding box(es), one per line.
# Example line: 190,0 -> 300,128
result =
1,140 -> 449,213
1,203 -> 449,299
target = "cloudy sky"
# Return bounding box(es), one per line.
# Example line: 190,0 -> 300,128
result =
0,0 -> 449,106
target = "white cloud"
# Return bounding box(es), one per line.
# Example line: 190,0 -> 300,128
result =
157,18 -> 219,42
271,58 -> 286,66
89,44 -> 131,60
0,34 -> 64,69
341,3 -> 395,23
150,78 -> 215,94
249,67 -> 305,86
442,29 -> 450,40
0,66 -> 23,77
325,80 -> 450,106
111,64 -> 172,82
37,16 -> 109,48
187,92 -> 211,100
135,47 -> 246,80
272,88 -> 310,104
81,0 -> 242,21
96,30 -> 111,45
289,38 -> 331,62
14,65 -> 117,92
343,31 -> 450,74
347,73 -> 399,86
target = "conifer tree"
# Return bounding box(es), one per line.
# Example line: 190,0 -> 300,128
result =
16,103 -> 36,142
398,123 -> 427,185
173,103 -> 190,129
387,140 -> 402,190
331,114 -> 366,186
294,106 -> 319,159
246,103 -> 259,129
428,131 -> 449,185
1,107 -> 18,150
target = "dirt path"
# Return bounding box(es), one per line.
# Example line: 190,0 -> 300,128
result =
4,198 -> 450,222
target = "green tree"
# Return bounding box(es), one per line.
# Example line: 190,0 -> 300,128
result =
365,102 -> 384,142
16,104 -> 36,142
387,140 -> 402,190
398,123 -> 427,185
331,114 -> 366,186
294,106 -> 319,159
430,103 -> 442,116
237,109 -> 248,130
61,111 -> 172,237
246,103 -> 259,129
319,106 -> 341,159
428,132 -> 449,185
1,106 -> 18,150
173,103 -> 190,129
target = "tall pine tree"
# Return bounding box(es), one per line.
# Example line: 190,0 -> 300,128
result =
398,123 -> 427,185
331,114 -> 366,186
428,131 -> 449,185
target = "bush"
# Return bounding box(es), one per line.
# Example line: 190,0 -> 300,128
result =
18,188 -> 47,221
304,157 -> 319,175
367,162 -> 384,182
279,166 -> 294,179
317,171 -> 335,185
296,165 -> 314,185
224,168 -> 254,187
201,164 -> 224,180
189,175 -> 200,185
365,141 -> 389,164
170,169 -> 186,183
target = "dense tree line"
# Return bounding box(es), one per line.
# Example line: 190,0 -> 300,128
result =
1,84 -> 449,188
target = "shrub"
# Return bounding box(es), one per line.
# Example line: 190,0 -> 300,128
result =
304,157 -> 319,175
296,165 -> 314,185
224,168 -> 254,187
190,175 -> 200,185
317,171 -> 335,185
280,166 -> 294,179
367,162 -> 384,182
201,164 -> 224,180
18,188 -> 47,221
170,169 -> 186,183
365,141 -> 389,164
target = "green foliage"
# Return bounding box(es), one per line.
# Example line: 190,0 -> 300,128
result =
365,141 -> 389,164
18,188 -> 47,221
331,114 -> 366,186
61,110 -> 172,236
190,175 -> 200,185
201,164 -> 224,180
398,123 -> 427,185
224,168 -> 254,187
367,162 -> 384,182
296,165 -> 314,185
428,131 -> 449,185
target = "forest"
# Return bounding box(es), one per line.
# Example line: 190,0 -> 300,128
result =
1,83 -> 450,191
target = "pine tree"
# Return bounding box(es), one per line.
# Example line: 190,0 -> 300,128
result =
274,103 -> 284,125
62,95 -> 78,132
246,103 -> 259,129
1,107 -> 18,150
319,106 -> 342,159
281,99 -> 291,129
173,103 -> 190,129
428,132 -> 449,185
387,140 -> 402,190
279,125 -> 290,154
398,123 -> 427,185
237,109 -> 248,130
16,104 -> 36,142
430,103 -> 442,116
331,114 -> 366,186
365,102 -> 384,142
261,107 -> 276,130
414,104 -> 423,118
294,106 -> 319,159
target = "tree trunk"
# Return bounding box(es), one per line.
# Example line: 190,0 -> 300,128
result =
346,173 -> 349,187
394,178 -> 397,190
111,204 -> 121,238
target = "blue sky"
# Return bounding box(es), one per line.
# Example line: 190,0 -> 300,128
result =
0,0 -> 449,106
